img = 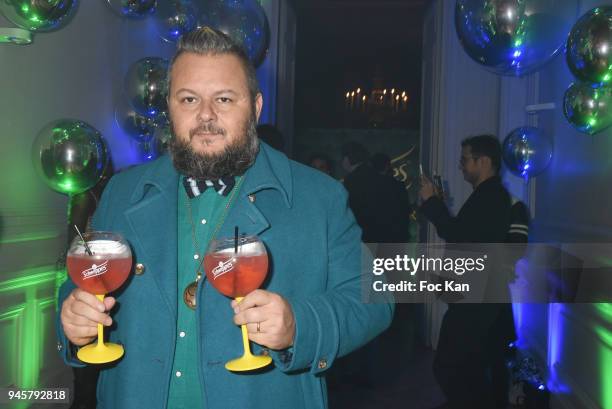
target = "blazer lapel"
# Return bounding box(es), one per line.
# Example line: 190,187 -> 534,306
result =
124,157 -> 179,318
218,195 -> 270,238
215,144 -> 291,239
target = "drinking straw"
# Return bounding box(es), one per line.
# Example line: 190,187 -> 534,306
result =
73,225 -> 93,256
234,226 -> 238,253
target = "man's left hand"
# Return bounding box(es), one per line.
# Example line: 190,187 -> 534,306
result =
232,289 -> 296,350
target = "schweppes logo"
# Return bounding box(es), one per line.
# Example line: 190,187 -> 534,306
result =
212,259 -> 234,279
82,261 -> 109,280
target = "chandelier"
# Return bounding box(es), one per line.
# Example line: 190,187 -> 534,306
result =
344,87 -> 409,113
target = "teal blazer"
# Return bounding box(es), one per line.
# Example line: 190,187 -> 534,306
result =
56,143 -> 394,409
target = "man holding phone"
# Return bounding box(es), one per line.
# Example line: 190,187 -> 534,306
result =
419,135 -> 514,409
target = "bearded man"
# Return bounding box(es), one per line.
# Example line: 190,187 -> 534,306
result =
56,27 -> 393,409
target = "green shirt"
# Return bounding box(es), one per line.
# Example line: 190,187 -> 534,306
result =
167,180 -> 233,409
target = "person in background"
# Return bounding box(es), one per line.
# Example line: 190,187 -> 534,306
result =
419,134 -> 514,409
369,152 -> 394,177
308,152 -> 334,177
342,144 -> 412,243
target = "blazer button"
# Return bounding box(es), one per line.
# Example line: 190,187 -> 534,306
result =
248,194 -> 256,203
135,263 -> 145,275
317,358 -> 327,370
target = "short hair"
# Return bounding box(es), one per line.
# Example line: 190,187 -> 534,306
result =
461,134 -> 502,174
308,152 -> 334,170
341,142 -> 369,166
370,152 -> 391,173
167,27 -> 260,102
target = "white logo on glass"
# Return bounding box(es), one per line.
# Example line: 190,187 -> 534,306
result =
82,260 -> 109,280
212,259 -> 234,279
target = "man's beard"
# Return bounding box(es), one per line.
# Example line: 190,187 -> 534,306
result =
168,115 -> 259,180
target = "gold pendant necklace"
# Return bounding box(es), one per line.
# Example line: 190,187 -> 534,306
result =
183,281 -> 198,309
183,176 -> 245,309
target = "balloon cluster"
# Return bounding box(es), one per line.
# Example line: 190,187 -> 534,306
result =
32,119 -> 109,195
105,0 -> 270,66
455,0 -> 576,76
154,0 -> 270,66
118,57 -> 171,161
198,0 -> 270,66
564,6 -> 612,135
502,127 -> 553,180
155,0 -> 199,43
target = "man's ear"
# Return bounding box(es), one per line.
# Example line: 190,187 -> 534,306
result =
254,93 -> 263,122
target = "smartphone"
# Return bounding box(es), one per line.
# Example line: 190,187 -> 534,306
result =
433,175 -> 444,196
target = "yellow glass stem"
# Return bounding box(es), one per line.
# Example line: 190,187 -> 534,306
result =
96,294 -> 105,347
77,293 -> 124,364
224,296 -> 272,371
236,297 -> 254,358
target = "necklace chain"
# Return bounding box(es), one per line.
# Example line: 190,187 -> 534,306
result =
185,176 -> 245,282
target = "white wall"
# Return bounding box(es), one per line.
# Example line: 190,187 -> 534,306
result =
421,1 -> 612,408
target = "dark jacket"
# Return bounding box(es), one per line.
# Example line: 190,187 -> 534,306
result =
344,164 -> 412,243
421,175 -> 515,338
420,176 -> 511,244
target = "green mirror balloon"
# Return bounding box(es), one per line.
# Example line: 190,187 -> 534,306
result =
0,0 -> 78,32
566,6 -> 612,85
31,119 -> 109,195
563,82 -> 612,135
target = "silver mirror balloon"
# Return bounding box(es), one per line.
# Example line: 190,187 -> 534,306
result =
563,82 -> 612,135
124,57 -> 169,119
566,6 -> 612,85
154,0 -> 199,43
0,0 -> 78,31
502,126 -> 553,179
199,0 -> 270,66
31,119 -> 109,195
153,122 -> 172,155
105,0 -> 156,18
455,0 -> 577,76
139,122 -> 172,161
115,95 -> 159,143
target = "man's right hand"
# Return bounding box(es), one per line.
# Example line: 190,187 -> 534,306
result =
419,175 -> 436,202
60,289 -> 116,346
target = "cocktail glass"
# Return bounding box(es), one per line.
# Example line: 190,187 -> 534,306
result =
204,235 -> 271,371
66,231 -> 132,364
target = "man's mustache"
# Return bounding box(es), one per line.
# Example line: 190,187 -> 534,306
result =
189,123 -> 226,139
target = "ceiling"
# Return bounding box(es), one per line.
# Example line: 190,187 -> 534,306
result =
293,0 -> 428,57
293,0 -> 428,10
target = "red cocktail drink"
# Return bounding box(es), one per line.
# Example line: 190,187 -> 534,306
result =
67,253 -> 132,294
204,251 -> 268,297
66,232 -> 132,364
205,235 -> 271,371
